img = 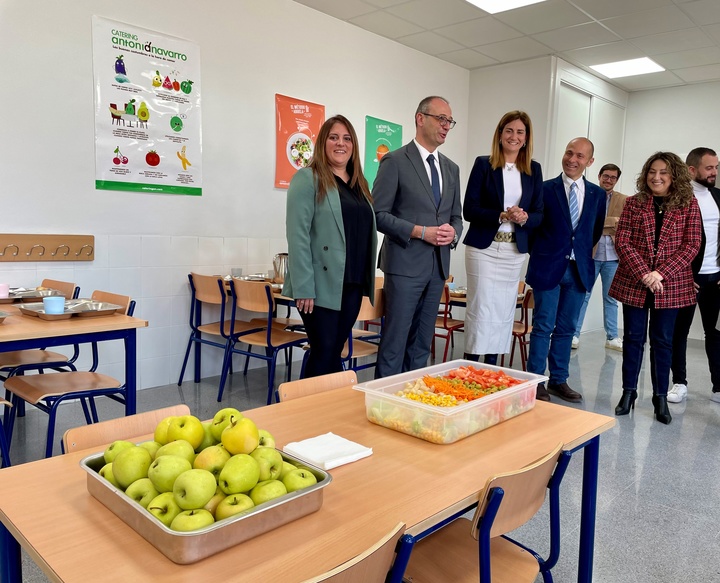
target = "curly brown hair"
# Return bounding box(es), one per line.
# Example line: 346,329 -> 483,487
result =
635,151 -> 694,210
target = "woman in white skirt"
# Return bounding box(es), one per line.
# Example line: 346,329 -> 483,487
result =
462,111 -> 544,364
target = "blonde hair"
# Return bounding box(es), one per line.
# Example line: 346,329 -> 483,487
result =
489,111 -> 534,175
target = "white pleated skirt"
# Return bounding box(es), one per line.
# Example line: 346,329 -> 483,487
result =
464,242 -> 526,355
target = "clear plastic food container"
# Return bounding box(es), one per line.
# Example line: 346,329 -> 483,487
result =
354,360 -> 547,444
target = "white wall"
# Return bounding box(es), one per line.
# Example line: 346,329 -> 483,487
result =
0,0 -> 469,388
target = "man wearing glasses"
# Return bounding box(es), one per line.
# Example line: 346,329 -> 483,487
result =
572,164 -> 629,351
373,96 -> 463,378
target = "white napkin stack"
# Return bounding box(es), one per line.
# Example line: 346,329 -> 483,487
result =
282,432 -> 372,470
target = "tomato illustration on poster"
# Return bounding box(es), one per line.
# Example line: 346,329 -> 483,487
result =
92,16 -> 202,196
275,94 -> 325,189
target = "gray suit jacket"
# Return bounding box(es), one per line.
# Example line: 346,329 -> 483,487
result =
372,141 -> 463,280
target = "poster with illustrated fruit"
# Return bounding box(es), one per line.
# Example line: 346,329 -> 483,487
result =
275,94 -> 325,189
92,16 -> 202,196
364,116 -> 402,187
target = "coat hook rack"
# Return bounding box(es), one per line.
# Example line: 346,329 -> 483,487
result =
0,244 -> 19,257
75,244 -> 94,257
27,244 -> 46,257
0,235 -> 94,262
52,244 -> 71,257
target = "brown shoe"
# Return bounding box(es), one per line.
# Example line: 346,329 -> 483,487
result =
536,383 -> 551,402
547,382 -> 582,403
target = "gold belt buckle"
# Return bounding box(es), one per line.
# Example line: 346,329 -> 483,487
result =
494,232 -> 515,243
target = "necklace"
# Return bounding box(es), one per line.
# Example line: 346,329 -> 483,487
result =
653,197 -> 664,214
505,163 -> 515,171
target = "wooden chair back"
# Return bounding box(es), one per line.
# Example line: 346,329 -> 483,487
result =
41,279 -> 77,299
516,288 -> 534,333
356,288 -> 384,322
62,404 -> 191,453
279,370 -> 357,402
471,442 -> 562,539
232,279 -> 274,314
190,273 -> 226,305
91,290 -> 133,315
301,522 -> 405,582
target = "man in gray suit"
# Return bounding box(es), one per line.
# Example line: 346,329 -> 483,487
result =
373,96 -> 463,378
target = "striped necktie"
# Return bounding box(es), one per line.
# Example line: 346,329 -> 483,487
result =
569,181 -> 579,231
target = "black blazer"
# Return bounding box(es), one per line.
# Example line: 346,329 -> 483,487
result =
691,186 -> 720,275
461,156 -> 543,254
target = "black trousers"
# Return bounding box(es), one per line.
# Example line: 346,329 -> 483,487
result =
299,284 -> 364,378
671,271 -> 720,392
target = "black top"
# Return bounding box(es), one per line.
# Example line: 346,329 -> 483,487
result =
335,175 -> 373,285
653,196 -> 665,251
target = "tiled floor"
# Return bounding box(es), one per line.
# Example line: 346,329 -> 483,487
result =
7,330 -> 720,582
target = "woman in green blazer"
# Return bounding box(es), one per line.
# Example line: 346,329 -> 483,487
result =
284,115 -> 378,377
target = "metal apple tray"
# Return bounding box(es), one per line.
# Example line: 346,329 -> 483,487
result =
80,450 -> 331,564
354,359 -> 547,445
19,300 -> 123,320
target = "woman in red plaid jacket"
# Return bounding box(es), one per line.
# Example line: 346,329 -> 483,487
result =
609,151 -> 701,425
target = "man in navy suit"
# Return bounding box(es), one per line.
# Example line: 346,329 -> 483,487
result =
526,138 -> 606,402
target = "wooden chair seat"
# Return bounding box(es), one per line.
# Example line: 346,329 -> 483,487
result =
0,350 -> 71,368
198,319 -> 265,336
236,327 -> 307,348
341,339 -> 379,360
405,518 -> 540,583
434,315 -> 464,330
5,372 -> 121,405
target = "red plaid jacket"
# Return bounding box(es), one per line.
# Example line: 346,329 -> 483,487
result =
609,195 -> 701,309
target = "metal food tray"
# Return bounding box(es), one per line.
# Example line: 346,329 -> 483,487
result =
19,300 -> 123,320
0,288 -> 64,304
81,449 -> 331,564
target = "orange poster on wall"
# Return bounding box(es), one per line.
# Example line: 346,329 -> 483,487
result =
275,94 -> 325,189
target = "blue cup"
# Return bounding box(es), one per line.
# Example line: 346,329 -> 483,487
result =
43,296 -> 66,315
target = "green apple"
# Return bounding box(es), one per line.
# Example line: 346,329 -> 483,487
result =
155,439 -> 196,465
112,446 -> 153,489
148,455 -> 192,492
204,487 -> 226,516
147,492 -> 182,527
138,440 -> 162,460
154,415 -> 176,445
215,493 -> 254,521
125,477 -> 160,508
282,468 -> 318,493
166,415 -> 205,450
221,416 -> 259,455
257,429 -> 276,449
193,444 -> 231,479
279,461 -> 298,480
218,453 -> 260,495
170,509 -> 214,532
173,469 -> 217,510
104,440 -> 135,464
249,447 -> 283,481
99,462 -> 121,488
210,407 -> 243,442
195,421 -> 216,452
249,479 -> 287,505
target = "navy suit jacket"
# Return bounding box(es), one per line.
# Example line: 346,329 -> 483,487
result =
462,156 -> 544,253
526,174 -> 606,291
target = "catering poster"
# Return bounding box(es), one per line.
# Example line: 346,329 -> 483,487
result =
364,116 -> 402,187
275,94 -> 325,189
92,16 -> 202,196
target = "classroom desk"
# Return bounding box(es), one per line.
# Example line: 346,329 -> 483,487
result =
0,386 -> 613,583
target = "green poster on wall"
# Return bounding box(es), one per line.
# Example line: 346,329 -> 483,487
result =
364,116 -> 402,187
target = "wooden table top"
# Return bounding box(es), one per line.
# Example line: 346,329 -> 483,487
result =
0,388 -> 614,583
0,303 -> 147,343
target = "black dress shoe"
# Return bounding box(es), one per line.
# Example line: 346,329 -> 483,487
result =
536,383 -> 551,402
547,382 -> 582,403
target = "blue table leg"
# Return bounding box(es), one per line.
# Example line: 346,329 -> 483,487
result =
1,522 -> 21,583
124,329 -> 137,415
578,435 -> 600,583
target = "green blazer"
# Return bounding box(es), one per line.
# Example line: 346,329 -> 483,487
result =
283,167 -> 378,311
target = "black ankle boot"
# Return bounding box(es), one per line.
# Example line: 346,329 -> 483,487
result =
463,353 -> 480,362
615,390 -> 637,415
652,395 -> 672,425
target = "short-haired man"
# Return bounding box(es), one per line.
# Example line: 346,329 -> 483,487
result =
572,164 -> 629,351
373,96 -> 463,378
526,138 -> 606,402
668,147 -> 720,403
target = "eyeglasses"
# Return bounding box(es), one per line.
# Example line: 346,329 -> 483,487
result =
420,113 -> 457,129
600,174 -> 618,182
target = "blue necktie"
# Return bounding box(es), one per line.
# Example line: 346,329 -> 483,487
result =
427,154 -> 441,208
569,181 -> 579,231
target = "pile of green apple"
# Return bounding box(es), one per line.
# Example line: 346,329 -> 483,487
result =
98,407 -> 318,532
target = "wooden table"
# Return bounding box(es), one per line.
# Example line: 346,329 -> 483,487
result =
0,387 -> 613,583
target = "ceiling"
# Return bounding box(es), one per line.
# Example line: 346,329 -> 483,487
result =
293,0 -> 720,92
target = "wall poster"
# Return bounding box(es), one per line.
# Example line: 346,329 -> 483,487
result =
364,116 -> 402,187
92,16 -> 202,196
275,94 -> 325,189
